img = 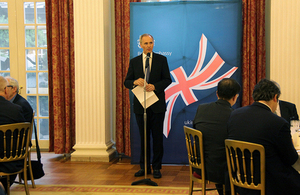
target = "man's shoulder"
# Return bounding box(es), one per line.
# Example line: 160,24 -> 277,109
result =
199,100 -> 230,109
153,52 -> 167,59
0,98 -> 22,112
9,101 -> 23,110
280,100 -> 296,107
199,101 -> 214,107
14,94 -> 31,106
131,54 -> 142,61
231,105 -> 250,115
196,101 -> 229,114
14,94 -> 26,102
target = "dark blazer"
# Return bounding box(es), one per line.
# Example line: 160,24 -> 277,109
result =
279,100 -> 299,123
0,96 -> 26,173
228,102 -> 300,195
124,52 -> 172,114
13,94 -> 33,122
193,99 -> 233,184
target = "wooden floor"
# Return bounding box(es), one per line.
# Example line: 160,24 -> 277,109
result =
29,152 -> 193,187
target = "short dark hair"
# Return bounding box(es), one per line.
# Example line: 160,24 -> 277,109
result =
252,79 -> 281,101
217,78 -> 241,100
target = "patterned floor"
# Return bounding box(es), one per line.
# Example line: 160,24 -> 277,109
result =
10,184 -> 219,195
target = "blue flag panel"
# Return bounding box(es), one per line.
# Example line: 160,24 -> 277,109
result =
130,0 -> 242,164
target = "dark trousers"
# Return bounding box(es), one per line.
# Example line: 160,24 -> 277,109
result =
193,168 -> 231,195
215,183 -> 231,195
135,110 -> 164,170
0,174 -> 17,193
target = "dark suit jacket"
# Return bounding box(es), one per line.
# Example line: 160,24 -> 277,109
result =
0,96 -> 26,173
124,52 -> 172,114
228,102 -> 300,195
279,100 -> 299,123
13,94 -> 33,122
193,99 -> 233,184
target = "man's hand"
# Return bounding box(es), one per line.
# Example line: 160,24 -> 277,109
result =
134,78 -> 145,86
145,84 -> 155,92
133,78 -> 155,91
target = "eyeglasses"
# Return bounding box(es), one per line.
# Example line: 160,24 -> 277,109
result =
4,85 -> 14,90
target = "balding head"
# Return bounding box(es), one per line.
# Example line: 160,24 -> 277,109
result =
0,76 -> 8,92
0,76 -> 8,99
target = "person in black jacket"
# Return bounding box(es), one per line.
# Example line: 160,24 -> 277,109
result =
193,78 -> 240,195
5,76 -> 33,123
0,76 -> 26,193
124,34 -> 172,179
228,79 -> 300,195
277,100 -> 299,123
274,82 -> 299,124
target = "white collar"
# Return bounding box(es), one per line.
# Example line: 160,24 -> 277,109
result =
143,52 -> 152,59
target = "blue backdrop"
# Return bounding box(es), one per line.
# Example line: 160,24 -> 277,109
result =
129,0 -> 242,164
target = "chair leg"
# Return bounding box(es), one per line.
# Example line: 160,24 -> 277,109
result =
202,181 -> 206,195
189,180 -> 194,195
23,169 -> 30,195
27,160 -> 35,188
28,150 -> 35,188
6,176 -> 10,195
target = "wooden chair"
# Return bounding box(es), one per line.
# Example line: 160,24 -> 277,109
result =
184,126 -> 222,195
0,122 -> 32,195
225,139 -> 265,195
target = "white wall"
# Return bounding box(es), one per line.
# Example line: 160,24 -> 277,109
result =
266,0 -> 300,113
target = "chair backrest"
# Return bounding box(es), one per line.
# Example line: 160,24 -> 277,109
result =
225,139 -> 265,195
183,126 -> 206,180
0,122 -> 32,163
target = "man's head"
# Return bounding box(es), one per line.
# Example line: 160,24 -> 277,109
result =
0,76 -> 9,99
217,78 -> 241,106
139,34 -> 154,55
5,76 -> 19,101
252,78 -> 281,112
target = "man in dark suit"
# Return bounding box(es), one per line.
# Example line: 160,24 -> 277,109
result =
0,76 -> 26,192
277,100 -> 299,123
274,82 -> 299,124
124,34 -> 172,178
5,76 -> 33,122
193,78 -> 240,195
228,79 -> 300,195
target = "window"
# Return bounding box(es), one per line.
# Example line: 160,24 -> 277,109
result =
0,0 -> 48,149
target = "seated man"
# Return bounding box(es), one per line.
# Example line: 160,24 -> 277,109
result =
0,76 -> 26,192
5,76 -> 33,122
274,82 -> 299,124
228,79 -> 300,195
193,78 -> 241,195
277,100 -> 299,123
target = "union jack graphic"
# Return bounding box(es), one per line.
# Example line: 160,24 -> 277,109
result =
164,34 -> 238,138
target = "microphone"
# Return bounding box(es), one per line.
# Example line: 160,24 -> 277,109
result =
145,53 -> 150,68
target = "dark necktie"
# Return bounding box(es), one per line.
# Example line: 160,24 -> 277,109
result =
145,57 -> 150,82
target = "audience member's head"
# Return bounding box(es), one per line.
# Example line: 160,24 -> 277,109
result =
0,76 -> 8,98
217,78 -> 241,105
252,79 -> 281,102
5,76 -> 19,101
252,79 -> 281,113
